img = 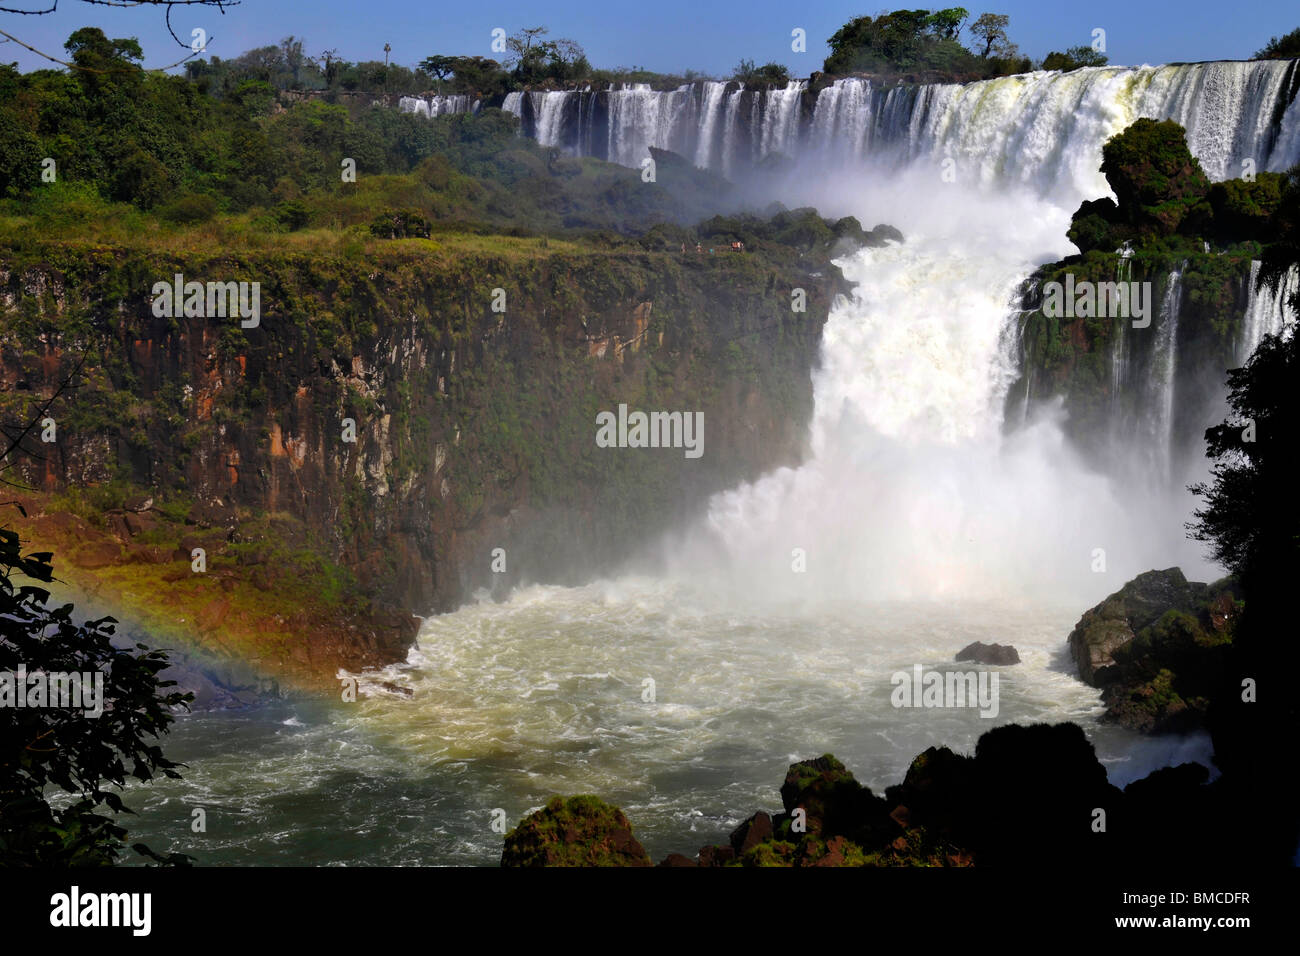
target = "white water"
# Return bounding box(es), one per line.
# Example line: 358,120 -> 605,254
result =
1148,269 -> 1185,488
1239,261 -> 1299,363
397,93 -> 476,118
694,80 -> 728,169
121,64 -> 1296,865
500,61 -> 1300,188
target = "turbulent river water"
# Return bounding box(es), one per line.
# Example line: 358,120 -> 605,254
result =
120,63 -> 1300,865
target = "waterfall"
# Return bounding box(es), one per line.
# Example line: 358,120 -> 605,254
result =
694,81 -> 729,169
758,80 -> 806,160
1239,261 -> 1299,363
435,62 -> 1297,597
1111,243 -> 1135,423
1149,269 -> 1185,487
397,94 -> 475,119
486,61 -> 1299,186
532,90 -> 575,148
720,85 -> 746,178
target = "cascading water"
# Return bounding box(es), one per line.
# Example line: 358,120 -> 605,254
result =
120,61 -> 1298,866
1147,268 -> 1185,488
1239,261 -> 1300,363
497,61 -> 1300,187
758,80 -> 806,158
720,85 -> 746,179
693,81 -> 729,169
397,93 -> 476,118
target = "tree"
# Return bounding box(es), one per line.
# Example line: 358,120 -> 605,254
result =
0,0 -> 238,73
969,12 -> 1010,58
732,59 -> 791,86
420,54 -> 456,91
62,26 -> 144,95
1189,323 -> 1299,580
1042,45 -> 1108,71
505,25 -> 550,76
1257,167 -> 1300,317
501,27 -> 587,85
440,55 -> 506,95
318,49 -> 343,87
1254,27 -> 1300,59
1187,170 -> 1300,850
926,7 -> 970,41
280,36 -> 306,88
549,38 -> 589,79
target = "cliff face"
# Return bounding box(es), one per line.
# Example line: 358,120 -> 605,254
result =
1004,247 -> 1257,485
1001,123 -> 1297,489
0,238 -> 840,663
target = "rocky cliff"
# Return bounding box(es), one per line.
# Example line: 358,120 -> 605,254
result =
0,234 -> 842,686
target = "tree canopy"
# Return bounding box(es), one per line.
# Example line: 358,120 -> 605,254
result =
1253,27 -> 1300,59
823,9 -> 1028,79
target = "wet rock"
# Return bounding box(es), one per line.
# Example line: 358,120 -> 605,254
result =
729,811 -> 773,856
1068,568 -> 1237,732
697,844 -> 735,867
890,745 -> 976,841
971,722 -> 1122,867
500,795 -> 651,867
955,641 -> 1020,665
1069,567 -> 1203,684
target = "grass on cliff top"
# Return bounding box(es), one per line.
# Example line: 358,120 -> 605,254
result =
0,203 -> 595,266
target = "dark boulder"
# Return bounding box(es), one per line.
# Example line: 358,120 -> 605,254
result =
500,795 -> 651,867
955,641 -> 1020,665
972,722 -> 1122,866
696,843 -> 735,867
1067,568 -> 1237,732
729,811 -> 773,856
779,754 -> 892,846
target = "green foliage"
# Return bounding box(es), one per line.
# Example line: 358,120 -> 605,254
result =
417,55 -> 506,96
0,522 -> 194,865
1257,166 -> 1300,317
969,12 -> 1010,57
369,210 -> 431,239
1190,312 -> 1300,581
157,193 -> 219,225
731,59 -> 791,86
823,8 -> 1034,79
501,27 -> 590,87
1042,45 -> 1109,71
274,199 -> 311,231
1253,27 -> 1300,59
501,795 -> 650,867
1207,173 -> 1286,239
825,9 -> 983,76
1100,118 -> 1211,235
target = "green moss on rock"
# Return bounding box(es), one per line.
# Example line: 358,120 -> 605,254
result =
500,795 -> 652,867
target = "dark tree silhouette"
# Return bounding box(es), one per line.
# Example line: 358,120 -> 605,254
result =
1187,167 -> 1300,862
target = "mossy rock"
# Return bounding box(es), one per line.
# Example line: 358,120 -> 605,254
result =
500,795 -> 651,867
1100,118 -> 1210,235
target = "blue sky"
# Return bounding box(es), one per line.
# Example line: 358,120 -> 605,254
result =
0,0 -> 1294,75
